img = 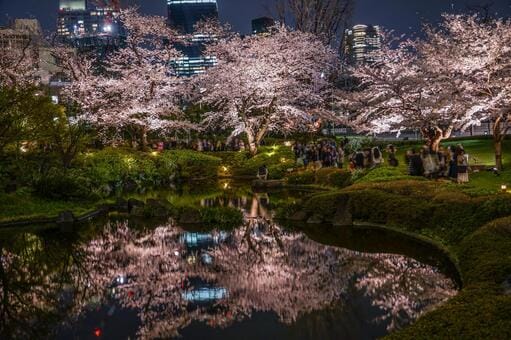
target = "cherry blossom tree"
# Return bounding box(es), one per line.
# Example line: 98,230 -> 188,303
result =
195,25 -> 337,155
422,15 -> 511,169
66,8 -> 195,150
337,31 -> 479,152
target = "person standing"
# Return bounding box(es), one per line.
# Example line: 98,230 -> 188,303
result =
457,150 -> 469,183
387,145 -> 399,167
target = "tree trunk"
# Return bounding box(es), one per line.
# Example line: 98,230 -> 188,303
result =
420,126 -> 453,153
140,126 -> 148,151
493,117 -> 507,171
246,130 -> 258,156
495,139 -> 503,171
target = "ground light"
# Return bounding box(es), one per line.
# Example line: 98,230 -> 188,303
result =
151,151 -> 159,157
501,184 -> 508,193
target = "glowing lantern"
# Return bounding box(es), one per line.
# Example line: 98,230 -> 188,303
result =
94,327 -> 102,337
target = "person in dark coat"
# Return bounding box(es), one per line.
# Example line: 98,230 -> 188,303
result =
407,149 -> 424,176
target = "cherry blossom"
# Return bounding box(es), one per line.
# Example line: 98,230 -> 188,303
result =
195,25 -> 337,154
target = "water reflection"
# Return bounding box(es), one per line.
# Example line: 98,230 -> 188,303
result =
0,188 -> 457,339
54,219 -> 454,339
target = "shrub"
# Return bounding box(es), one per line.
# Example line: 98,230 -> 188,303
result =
355,166 -> 416,183
286,171 -> 316,185
34,168 -> 92,200
167,150 -> 221,180
315,168 -> 352,188
238,146 -> 295,176
458,217 -> 511,285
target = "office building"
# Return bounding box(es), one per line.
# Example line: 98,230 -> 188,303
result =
57,0 -> 121,51
0,19 -> 60,85
167,0 -> 219,76
343,24 -> 382,64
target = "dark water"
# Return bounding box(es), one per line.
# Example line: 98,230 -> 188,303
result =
0,181 -> 457,339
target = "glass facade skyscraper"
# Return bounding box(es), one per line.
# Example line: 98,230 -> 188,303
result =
343,25 -> 382,64
167,0 -> 219,76
57,0 -> 121,51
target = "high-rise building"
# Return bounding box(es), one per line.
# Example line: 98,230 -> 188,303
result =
57,0 -> 121,51
167,0 -> 219,76
251,17 -> 275,35
0,19 -> 60,85
343,25 -> 382,64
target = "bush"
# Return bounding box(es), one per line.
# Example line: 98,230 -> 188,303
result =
286,171 -> 316,185
315,168 -> 352,188
458,217 -> 511,286
355,166 -> 417,183
237,146 -> 295,176
34,168 -> 92,200
167,150 -> 221,180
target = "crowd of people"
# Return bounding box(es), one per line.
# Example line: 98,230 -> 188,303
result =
292,138 -> 349,169
292,139 -> 471,184
155,135 -> 471,184
404,144 -> 469,183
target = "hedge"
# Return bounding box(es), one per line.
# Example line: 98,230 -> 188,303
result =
278,179 -> 511,339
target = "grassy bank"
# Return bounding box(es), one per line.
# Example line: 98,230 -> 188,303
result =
277,176 -> 511,338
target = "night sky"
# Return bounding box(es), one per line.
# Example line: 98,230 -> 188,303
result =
1,0 -> 511,35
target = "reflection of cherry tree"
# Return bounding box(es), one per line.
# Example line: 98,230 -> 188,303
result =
355,254 -> 456,331
201,219 -> 357,323
79,223 -> 190,339
0,232 -> 93,339
76,219 -> 456,339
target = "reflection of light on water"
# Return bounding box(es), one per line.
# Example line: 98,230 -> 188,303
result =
182,287 -> 228,302
3,211 -> 457,339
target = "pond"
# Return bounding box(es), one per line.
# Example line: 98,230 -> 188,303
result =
0,181 -> 457,339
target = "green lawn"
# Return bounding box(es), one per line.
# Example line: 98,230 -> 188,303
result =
372,137 -> 511,196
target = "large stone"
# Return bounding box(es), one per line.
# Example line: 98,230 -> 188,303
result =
288,210 -> 308,222
57,211 -> 75,232
130,206 -> 146,217
128,198 -> 144,213
146,199 -> 170,217
115,198 -> 129,213
252,179 -> 284,189
332,208 -> 352,227
57,211 -> 75,224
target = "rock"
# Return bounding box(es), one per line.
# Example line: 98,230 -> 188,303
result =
146,199 -> 170,217
252,179 -> 284,189
57,211 -> 75,232
115,198 -> 129,213
288,210 -> 308,222
307,214 -> 324,224
128,198 -> 144,213
130,206 -> 146,217
332,208 -> 352,227
502,276 -> 511,295
57,211 -> 75,224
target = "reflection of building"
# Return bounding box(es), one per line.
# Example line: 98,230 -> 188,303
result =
57,0 -> 121,51
251,17 -> 275,35
167,0 -> 219,76
343,24 -> 381,64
